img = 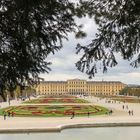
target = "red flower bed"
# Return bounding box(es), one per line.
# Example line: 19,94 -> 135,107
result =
64,111 -> 73,115
32,111 -> 43,115
25,98 -> 87,104
27,106 -> 38,110
2,105 -> 107,117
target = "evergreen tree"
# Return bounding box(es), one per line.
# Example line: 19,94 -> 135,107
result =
0,0 -> 82,101
76,0 -> 140,78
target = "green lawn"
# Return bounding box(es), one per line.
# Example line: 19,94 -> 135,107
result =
0,105 -> 109,117
96,95 -> 140,103
111,98 -> 140,103
39,95 -> 77,98
23,98 -> 89,104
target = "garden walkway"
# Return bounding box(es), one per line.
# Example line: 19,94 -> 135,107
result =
0,96 -> 140,132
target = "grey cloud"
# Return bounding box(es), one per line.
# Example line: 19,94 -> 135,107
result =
40,17 -> 140,84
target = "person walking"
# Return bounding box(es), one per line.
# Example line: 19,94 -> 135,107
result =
71,111 -> 75,119
110,109 -> 113,115
3,112 -> 7,120
11,112 -> 14,117
126,105 -> 128,110
128,110 -> 131,116
131,110 -> 134,116
8,112 -> 11,117
88,111 -> 90,118
122,105 -> 124,110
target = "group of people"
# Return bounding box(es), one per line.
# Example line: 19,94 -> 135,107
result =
122,105 -> 134,116
122,105 -> 129,110
128,110 -> 134,116
3,111 -> 14,120
70,111 -> 90,119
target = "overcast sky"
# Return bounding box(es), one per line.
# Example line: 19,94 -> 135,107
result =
40,17 -> 140,85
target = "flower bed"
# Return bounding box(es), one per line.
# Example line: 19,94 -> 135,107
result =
40,95 -> 77,98
23,98 -> 89,104
0,105 -> 108,117
109,96 -> 140,103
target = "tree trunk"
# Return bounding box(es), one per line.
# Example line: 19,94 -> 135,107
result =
0,93 -> 6,102
10,90 -> 14,99
19,87 -> 24,97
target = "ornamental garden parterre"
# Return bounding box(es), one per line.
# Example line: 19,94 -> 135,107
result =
0,96 -> 109,117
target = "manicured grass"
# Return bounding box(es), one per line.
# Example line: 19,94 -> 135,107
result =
23,98 -> 89,104
96,95 -> 140,103
40,95 -> 77,98
111,98 -> 140,103
0,105 -> 109,117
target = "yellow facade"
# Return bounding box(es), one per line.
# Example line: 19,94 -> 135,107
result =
36,79 -> 126,96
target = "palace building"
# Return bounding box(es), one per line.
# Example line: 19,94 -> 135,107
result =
35,79 -> 126,96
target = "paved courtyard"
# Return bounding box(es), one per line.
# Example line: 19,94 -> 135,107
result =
0,96 -> 140,132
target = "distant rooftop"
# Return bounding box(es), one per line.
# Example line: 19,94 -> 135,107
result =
87,81 -> 123,83
41,81 -> 66,83
40,79 -> 125,84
